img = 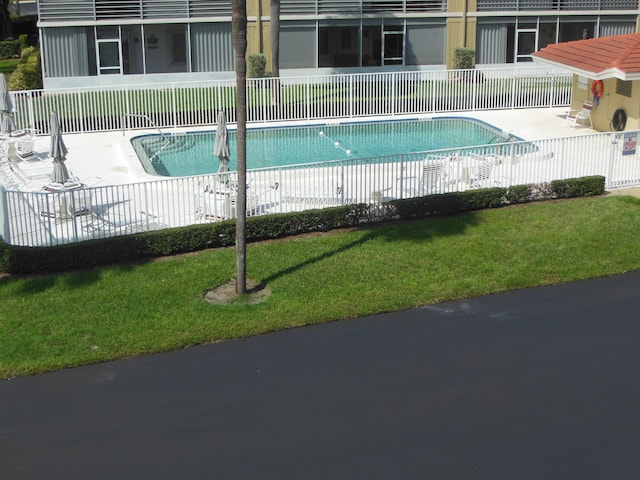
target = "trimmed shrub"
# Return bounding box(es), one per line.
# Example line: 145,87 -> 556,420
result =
7,46 -> 41,90
0,34 -> 28,60
503,184 -> 532,205
248,53 -> 267,78
0,238 -> 9,272
0,176 -> 606,275
453,47 -> 475,70
551,176 -> 605,199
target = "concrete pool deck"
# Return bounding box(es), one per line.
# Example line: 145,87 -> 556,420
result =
9,107 -> 601,191
5,106 -> 640,247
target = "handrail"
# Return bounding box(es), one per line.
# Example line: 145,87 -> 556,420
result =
121,114 -> 170,140
121,114 -> 174,163
122,113 -> 171,162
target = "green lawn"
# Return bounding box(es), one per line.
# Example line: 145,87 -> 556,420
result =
0,59 -> 19,76
2,195 -> 640,378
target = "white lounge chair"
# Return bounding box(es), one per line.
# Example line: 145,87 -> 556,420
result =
407,160 -> 444,197
196,189 -> 262,221
565,101 -> 593,128
279,183 -> 353,208
372,158 -> 452,202
470,161 -> 494,188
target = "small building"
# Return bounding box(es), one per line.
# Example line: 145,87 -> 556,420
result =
532,33 -> 640,132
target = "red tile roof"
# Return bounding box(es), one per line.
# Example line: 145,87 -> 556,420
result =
532,34 -> 640,80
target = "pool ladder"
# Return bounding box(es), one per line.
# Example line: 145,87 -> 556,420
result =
121,114 -> 173,163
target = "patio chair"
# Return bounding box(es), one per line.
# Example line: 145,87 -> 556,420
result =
196,188 -> 262,221
469,161 -> 494,189
564,101 -> 593,128
15,136 -> 35,159
39,188 -> 92,220
403,160 -> 447,197
281,185 -> 352,208
371,157 -> 450,202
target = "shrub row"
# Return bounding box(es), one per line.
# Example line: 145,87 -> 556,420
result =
0,176 -> 605,275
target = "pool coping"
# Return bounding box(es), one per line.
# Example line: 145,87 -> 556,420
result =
128,115 -> 525,178
9,108 -> 596,190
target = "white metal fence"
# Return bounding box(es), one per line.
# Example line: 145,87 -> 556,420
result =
6,66 -> 637,248
3,130 -> 640,247
9,67 -> 571,135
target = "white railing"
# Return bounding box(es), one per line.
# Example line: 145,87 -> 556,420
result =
3,130 -> 640,247
9,67 -> 571,136
2,66 -> 615,247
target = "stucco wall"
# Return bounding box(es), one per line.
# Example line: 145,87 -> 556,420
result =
571,75 -> 639,132
446,0 -> 477,68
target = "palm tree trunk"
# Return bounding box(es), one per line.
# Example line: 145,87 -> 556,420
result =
270,0 -> 281,106
270,0 -> 280,79
0,0 -> 14,39
232,0 -> 247,295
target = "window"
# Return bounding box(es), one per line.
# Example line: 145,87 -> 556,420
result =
383,25 -> 404,65
318,26 -> 358,67
616,79 -> 632,97
172,31 -> 187,64
577,76 -> 588,90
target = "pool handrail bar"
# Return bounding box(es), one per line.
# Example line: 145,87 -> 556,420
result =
121,114 -> 170,141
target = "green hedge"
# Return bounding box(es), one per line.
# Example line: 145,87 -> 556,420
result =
7,46 -> 41,91
248,53 -> 267,78
0,35 -> 28,60
0,176 -> 605,275
453,47 -> 475,70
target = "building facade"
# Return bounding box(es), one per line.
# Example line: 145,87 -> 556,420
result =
37,0 -> 640,89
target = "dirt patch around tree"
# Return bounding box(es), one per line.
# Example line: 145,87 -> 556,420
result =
204,278 -> 271,305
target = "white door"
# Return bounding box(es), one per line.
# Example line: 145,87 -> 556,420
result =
97,39 -> 123,75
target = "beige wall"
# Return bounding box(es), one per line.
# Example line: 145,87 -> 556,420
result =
247,0 -> 274,73
571,75 -> 640,131
446,0 -> 477,68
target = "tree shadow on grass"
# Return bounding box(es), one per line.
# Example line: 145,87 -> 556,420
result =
5,258 -> 151,295
5,211 -> 479,296
260,212 -> 480,286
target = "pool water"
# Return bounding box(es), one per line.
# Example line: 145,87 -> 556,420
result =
132,118 -> 511,177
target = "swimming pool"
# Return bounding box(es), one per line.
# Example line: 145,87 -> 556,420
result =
131,118 -> 514,177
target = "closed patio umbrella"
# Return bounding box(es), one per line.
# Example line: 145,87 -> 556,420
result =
214,110 -> 230,174
0,73 -> 15,135
49,111 -> 70,184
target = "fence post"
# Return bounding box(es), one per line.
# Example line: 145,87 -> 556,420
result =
74,89 -> 82,133
509,68 -> 515,109
125,86 -> 131,127
144,181 -> 150,231
0,185 -> 9,244
69,192 -> 80,243
472,69 -> 478,111
306,79 -> 311,120
349,74 -> 354,118
391,72 -> 396,116
340,164 -> 345,204
607,132 -> 619,190
430,71 -> 436,113
27,90 -> 37,134
172,85 -> 178,128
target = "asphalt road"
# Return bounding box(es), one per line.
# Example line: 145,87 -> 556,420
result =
2,271 -> 640,479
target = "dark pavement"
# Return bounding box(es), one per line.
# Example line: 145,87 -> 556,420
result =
2,271 -> 640,479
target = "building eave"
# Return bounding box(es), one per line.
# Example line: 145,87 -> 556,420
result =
532,55 -> 640,81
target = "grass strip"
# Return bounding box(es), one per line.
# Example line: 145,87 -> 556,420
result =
2,195 -> 640,378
